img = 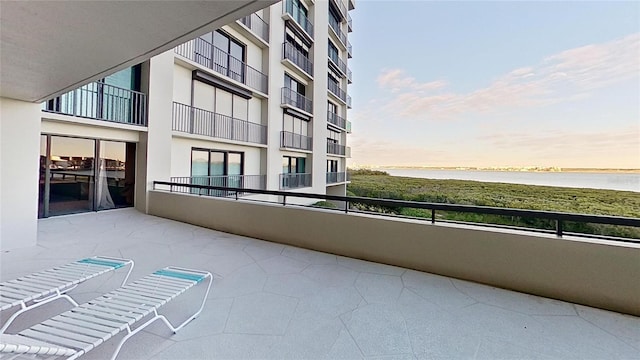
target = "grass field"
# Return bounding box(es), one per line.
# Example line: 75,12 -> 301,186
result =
345,169 -> 640,239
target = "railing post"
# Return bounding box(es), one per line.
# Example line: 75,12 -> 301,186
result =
556,219 -> 563,237
283,195 -> 287,206
431,209 -> 435,224
345,200 -> 349,214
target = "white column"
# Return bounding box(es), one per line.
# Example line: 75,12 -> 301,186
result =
311,0 -> 330,192
136,51 -> 174,213
0,98 -> 41,250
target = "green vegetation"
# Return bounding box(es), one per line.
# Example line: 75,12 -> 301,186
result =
346,171 -> 640,239
312,201 -> 338,209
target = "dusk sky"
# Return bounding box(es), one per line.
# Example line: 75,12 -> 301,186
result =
347,1 -> 640,169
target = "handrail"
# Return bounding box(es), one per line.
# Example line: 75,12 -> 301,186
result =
152,180 -> 640,242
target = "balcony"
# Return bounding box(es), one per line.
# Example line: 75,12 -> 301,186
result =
328,53 -> 347,77
331,0 -> 348,21
281,131 -> 312,151
326,171 -> 347,184
348,40 -> 353,58
170,175 -> 266,197
283,0 -> 314,40
280,172 -> 312,189
328,78 -> 347,103
328,15 -> 348,49
238,12 -> 269,43
347,67 -> 353,83
327,140 -> 346,156
175,38 -> 268,94
282,42 -> 313,78
346,120 -> 352,133
349,0 -> 355,10
281,87 -> 313,114
173,102 -> 267,145
348,13 -> 353,32
346,146 -> 351,157
327,111 -> 347,129
42,81 -> 147,126
3,196 -> 638,359
347,94 -> 352,109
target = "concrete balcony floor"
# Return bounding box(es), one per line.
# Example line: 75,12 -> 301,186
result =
1,208 -> 638,359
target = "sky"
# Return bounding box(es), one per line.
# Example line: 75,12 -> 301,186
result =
347,1 -> 640,169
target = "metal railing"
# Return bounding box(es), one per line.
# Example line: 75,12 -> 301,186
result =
347,95 -> 352,108
327,140 -> 346,156
331,0 -> 348,20
328,15 -> 347,48
239,12 -> 269,43
347,68 -> 353,83
153,180 -> 640,242
283,0 -> 314,38
348,13 -> 353,32
346,146 -> 351,158
283,42 -> 313,77
42,81 -> 147,126
175,37 -> 268,94
346,120 -> 352,133
173,102 -> 267,144
281,131 -> 312,150
279,173 -> 312,189
326,171 -> 347,184
347,41 -> 353,58
327,111 -> 346,129
281,87 -> 313,113
170,175 -> 266,198
328,53 -> 347,76
328,78 -> 347,102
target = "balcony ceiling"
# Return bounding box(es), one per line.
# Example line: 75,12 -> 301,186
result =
0,0 -> 276,102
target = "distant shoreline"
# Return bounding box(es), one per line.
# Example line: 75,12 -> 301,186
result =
375,167 -> 640,174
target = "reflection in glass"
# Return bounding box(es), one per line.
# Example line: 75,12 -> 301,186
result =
48,136 -> 95,216
97,141 -> 129,210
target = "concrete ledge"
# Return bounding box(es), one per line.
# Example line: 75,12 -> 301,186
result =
148,190 -> 640,316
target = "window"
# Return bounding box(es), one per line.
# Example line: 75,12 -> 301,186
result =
328,41 -> 339,63
286,26 -> 311,57
283,114 -> 309,136
327,159 -> 338,173
285,73 -> 306,96
327,128 -> 340,144
191,149 -> 244,194
291,0 -> 309,25
328,101 -> 337,115
283,156 -> 307,174
212,30 -> 246,83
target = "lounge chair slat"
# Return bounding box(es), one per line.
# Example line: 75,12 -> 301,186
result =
134,278 -> 189,291
5,280 -> 53,292
127,283 -> 181,297
46,320 -> 110,340
31,324 -> 101,346
88,299 -> 150,316
73,306 -> 136,325
0,287 -> 33,299
36,270 -> 84,283
21,275 -> 70,288
103,297 -> 159,311
112,289 -> 164,306
116,287 -> 173,302
148,274 -> 195,286
19,329 -> 92,351
84,303 -> 145,321
64,312 -> 127,330
65,262 -> 113,274
52,316 -> 118,335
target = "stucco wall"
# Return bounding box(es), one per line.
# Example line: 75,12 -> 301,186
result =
148,190 -> 640,316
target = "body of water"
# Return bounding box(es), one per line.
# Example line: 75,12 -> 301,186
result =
381,168 -> 640,192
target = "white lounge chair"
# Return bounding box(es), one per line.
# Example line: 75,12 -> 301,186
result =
0,266 -> 212,360
0,256 -> 134,334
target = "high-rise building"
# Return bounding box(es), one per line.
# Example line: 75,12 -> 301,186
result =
35,0 -> 354,219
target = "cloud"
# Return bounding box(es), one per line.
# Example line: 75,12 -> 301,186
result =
378,33 -> 640,121
377,69 -> 447,94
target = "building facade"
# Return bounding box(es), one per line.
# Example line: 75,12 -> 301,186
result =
35,0 -> 354,219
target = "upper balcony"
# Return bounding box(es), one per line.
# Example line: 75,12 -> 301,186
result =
346,120 -> 352,133
347,94 -> 352,109
328,78 -> 347,104
172,102 -> 267,145
328,53 -> 347,78
42,81 -> 147,126
282,42 -> 314,78
238,12 -> 269,44
281,131 -> 312,151
327,140 -> 346,156
175,38 -> 268,95
328,15 -> 348,49
331,0 -> 348,21
282,0 -> 314,42
281,87 -> 313,114
326,171 -> 347,184
347,67 -> 353,84
349,0 -> 355,10
348,13 -> 353,32
327,111 -> 347,130
280,172 -> 312,189
347,40 -> 353,58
